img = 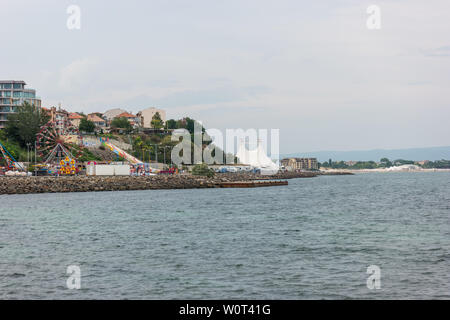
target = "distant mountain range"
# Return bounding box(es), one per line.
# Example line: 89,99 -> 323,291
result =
281,146 -> 450,162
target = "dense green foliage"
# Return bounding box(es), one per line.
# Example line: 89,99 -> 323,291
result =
150,112 -> 164,129
130,117 -> 221,165
79,118 -> 95,133
165,117 -> 205,134
191,163 -> 215,177
166,119 -> 177,129
111,117 -> 132,133
321,158 -> 450,169
421,160 -> 450,169
379,157 -> 392,168
5,102 -> 50,148
69,144 -> 102,162
0,132 -> 29,163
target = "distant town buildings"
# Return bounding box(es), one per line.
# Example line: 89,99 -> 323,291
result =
116,112 -> 141,128
42,106 -> 69,128
137,107 -> 166,128
103,108 -> 127,122
56,107 -> 167,133
102,107 -> 166,130
87,113 -> 107,129
68,112 -> 84,127
0,81 -> 168,133
415,160 -> 429,166
0,80 -> 41,128
281,158 -> 319,171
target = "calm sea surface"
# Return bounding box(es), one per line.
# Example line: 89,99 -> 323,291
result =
1,172 -> 449,299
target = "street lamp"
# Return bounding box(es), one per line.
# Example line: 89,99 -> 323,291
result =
26,142 -> 31,163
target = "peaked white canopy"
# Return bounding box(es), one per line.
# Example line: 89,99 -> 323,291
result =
236,141 -> 279,175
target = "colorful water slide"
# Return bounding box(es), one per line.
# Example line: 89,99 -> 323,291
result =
102,141 -> 143,164
0,141 -> 24,171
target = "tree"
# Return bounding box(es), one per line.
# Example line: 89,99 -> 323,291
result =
79,118 -> 96,133
111,117 -> 132,133
380,157 -> 392,168
321,161 -> 330,168
192,163 -> 215,177
5,102 -> 50,147
166,119 -> 177,129
184,117 -> 205,134
151,112 -> 164,129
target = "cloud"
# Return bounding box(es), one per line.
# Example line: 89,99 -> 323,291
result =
58,58 -> 98,91
118,85 -> 270,109
3,0 -> 450,152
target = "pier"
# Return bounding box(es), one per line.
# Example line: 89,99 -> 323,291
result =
217,180 -> 288,188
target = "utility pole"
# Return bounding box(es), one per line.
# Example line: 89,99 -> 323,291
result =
26,143 -> 31,163
34,141 -> 37,176
163,146 -> 166,165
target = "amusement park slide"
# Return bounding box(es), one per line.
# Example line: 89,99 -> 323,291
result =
0,141 -> 24,171
102,141 -> 143,165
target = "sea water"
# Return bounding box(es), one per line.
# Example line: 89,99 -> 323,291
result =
0,172 -> 449,299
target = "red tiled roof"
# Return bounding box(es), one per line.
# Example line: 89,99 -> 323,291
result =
87,114 -> 105,123
68,113 -> 84,119
116,112 -> 136,118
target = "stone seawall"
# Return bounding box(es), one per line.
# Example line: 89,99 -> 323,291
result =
0,176 -> 218,195
0,171 -> 320,195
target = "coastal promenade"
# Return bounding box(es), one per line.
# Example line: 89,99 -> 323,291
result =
0,172 -> 322,195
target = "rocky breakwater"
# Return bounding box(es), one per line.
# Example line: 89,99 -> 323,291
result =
0,175 -> 225,195
0,171 -> 318,195
318,170 -> 354,176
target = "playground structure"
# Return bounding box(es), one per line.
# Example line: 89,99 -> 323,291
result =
0,141 -> 24,172
36,120 -> 84,175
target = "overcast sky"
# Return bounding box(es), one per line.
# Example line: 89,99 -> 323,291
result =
1,0 -> 449,153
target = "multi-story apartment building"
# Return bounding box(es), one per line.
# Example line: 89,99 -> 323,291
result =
137,107 -> 166,128
42,106 -> 69,128
281,158 -> 319,171
0,80 -> 41,129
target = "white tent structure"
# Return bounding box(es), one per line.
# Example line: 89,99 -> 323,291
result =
236,140 -> 279,175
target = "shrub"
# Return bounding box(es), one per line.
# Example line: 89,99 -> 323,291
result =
192,163 -> 214,177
